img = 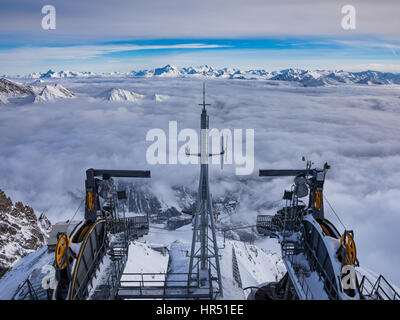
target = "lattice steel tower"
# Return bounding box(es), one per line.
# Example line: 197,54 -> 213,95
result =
187,83 -> 223,297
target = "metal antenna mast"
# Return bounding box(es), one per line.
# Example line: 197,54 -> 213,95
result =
187,82 -> 223,297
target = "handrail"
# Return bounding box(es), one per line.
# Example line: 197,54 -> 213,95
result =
123,272 -> 191,275
359,274 -> 400,300
12,278 -> 38,300
303,238 -> 339,299
298,271 -> 314,300
118,271 -> 213,299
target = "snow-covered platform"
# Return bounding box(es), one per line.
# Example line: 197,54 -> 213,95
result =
113,224 -> 286,300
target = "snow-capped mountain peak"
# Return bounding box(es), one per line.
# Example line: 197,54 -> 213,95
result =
152,93 -> 169,102
36,69 -> 96,79
152,64 -> 181,77
99,88 -> 145,102
34,84 -> 75,102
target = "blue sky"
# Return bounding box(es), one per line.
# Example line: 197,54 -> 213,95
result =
1,0 -> 400,75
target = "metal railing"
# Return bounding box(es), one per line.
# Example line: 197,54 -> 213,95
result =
297,271 -> 314,300
118,272 -> 213,299
104,245 -> 129,299
256,215 -> 282,235
302,236 -> 339,300
281,228 -> 340,300
12,279 -> 38,300
108,216 -> 148,235
359,274 -> 400,300
283,249 -> 315,300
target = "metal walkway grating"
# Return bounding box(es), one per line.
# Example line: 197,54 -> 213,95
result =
117,272 -> 213,299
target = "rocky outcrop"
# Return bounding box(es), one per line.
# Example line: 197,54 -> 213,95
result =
0,189 -> 51,273
0,78 -> 34,96
166,215 -> 193,230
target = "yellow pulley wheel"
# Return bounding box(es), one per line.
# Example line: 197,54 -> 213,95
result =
315,190 -> 322,210
87,191 -> 94,211
340,232 -> 357,265
77,225 -> 90,243
55,234 -> 71,270
319,223 -> 331,237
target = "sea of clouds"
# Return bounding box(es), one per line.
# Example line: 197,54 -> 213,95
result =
0,77 -> 399,284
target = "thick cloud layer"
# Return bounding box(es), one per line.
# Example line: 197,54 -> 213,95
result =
0,77 -> 399,284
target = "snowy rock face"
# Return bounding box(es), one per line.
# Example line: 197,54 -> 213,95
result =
153,64 -> 182,77
116,183 -> 199,225
100,88 -> 145,102
153,93 -> 169,102
34,84 -> 75,102
0,79 -> 75,104
116,182 -> 251,239
0,78 -> 35,104
117,182 -> 179,222
38,213 -> 52,233
29,79 -> 45,86
166,215 -> 192,230
0,78 -> 34,96
0,189 -> 50,274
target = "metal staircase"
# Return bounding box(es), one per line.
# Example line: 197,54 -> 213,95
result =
359,274 -> 400,300
90,216 -> 149,300
232,247 -> 242,288
12,273 -> 52,300
12,279 -> 38,300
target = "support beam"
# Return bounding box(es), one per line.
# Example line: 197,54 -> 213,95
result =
84,168 -> 151,222
259,169 -> 310,177
87,169 -> 151,179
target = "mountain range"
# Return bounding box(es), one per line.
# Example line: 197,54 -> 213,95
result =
13,65 -> 400,87
0,79 -> 76,104
0,78 -> 170,105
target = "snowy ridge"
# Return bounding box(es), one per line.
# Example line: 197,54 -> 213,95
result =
17,65 -> 400,87
28,70 -> 96,79
0,246 -> 53,299
152,93 -> 169,102
134,66 -> 400,86
0,78 -> 34,96
34,84 -> 75,102
0,79 -> 76,104
0,78 -> 35,104
99,88 -> 145,102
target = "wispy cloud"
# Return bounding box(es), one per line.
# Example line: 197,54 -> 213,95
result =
0,43 -> 228,62
334,39 -> 400,55
2,38 -> 400,75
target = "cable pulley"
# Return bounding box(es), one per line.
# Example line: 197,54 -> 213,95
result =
55,233 -> 71,270
339,231 -> 357,265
